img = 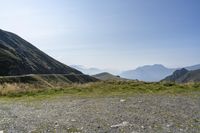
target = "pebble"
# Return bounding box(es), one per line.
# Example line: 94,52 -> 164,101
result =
120,99 -> 126,102
111,121 -> 129,128
166,124 -> 171,127
148,126 -> 152,129
180,128 -> 183,131
54,121 -> 59,127
141,126 -> 145,129
71,119 -> 76,122
131,131 -> 138,133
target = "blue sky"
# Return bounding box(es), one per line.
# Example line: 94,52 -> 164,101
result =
0,0 -> 199,70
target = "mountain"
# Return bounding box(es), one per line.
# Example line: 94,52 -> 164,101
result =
0,29 -> 82,76
93,72 -> 125,81
186,64 -> 200,71
120,64 -> 175,82
162,68 -> 189,82
162,68 -> 200,83
70,65 -> 120,75
70,65 -> 103,75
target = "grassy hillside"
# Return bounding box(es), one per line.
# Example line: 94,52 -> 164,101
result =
0,74 -> 98,96
93,72 -> 126,81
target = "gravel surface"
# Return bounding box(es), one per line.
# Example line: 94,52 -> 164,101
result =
0,94 -> 199,133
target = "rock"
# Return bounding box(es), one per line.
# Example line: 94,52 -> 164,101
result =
166,124 -> 171,127
148,126 -> 152,129
141,125 -> 145,129
111,121 -> 129,128
120,99 -> 126,102
131,131 -> 138,133
54,121 -> 59,127
71,119 -> 76,122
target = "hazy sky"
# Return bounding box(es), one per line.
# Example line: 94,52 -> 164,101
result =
0,0 -> 200,70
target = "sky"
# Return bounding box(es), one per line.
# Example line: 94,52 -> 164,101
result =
0,0 -> 200,70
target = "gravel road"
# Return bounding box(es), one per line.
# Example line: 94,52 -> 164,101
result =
0,94 -> 199,133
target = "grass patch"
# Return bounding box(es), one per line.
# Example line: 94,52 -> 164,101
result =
0,81 -> 200,99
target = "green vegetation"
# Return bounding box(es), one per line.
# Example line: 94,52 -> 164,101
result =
92,72 -> 126,81
0,81 -> 200,98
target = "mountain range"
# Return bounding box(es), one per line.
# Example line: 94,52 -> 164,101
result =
70,65 -> 103,75
120,64 -> 200,82
70,65 -> 119,75
71,64 -> 200,82
2,29 -> 198,83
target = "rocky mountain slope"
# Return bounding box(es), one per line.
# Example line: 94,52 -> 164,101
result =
162,68 -> 200,83
0,29 -> 82,76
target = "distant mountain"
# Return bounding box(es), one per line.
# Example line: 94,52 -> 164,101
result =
0,29 -> 89,78
162,68 -> 200,83
93,72 -> 125,81
70,65 -> 103,75
70,65 -> 120,75
186,64 -> 200,71
120,64 -> 175,82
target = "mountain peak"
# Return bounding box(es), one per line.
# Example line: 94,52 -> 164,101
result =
175,68 -> 189,74
120,64 -> 175,82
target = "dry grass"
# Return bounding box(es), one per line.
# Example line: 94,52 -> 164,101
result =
0,83 -> 40,96
0,81 -> 200,98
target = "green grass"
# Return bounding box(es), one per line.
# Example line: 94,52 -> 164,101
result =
0,81 -> 200,99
